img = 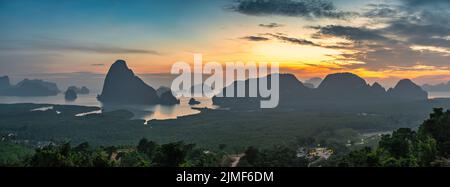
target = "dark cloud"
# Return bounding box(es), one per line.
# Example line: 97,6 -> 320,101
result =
91,63 -> 104,66
356,2 -> 450,50
259,23 -> 283,28
309,25 -> 450,70
240,36 -> 270,41
229,0 -> 354,19
347,44 -> 450,70
401,0 -> 450,7
314,25 -> 392,42
241,32 -> 319,47
363,4 -> 400,18
241,32 -> 318,47
384,21 -> 450,38
415,10 -> 450,25
298,1 -> 450,72
319,38 -> 450,71
377,21 -> 450,50
409,37 -> 450,48
239,1 -> 450,71
265,33 -> 318,46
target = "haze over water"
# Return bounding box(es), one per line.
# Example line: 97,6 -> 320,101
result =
0,89 -> 448,122
0,93 -> 216,123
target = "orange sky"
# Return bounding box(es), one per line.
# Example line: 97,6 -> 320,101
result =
1,0 -> 450,87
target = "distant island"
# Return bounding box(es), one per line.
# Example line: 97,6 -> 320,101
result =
67,86 -> 90,95
0,76 -> 60,97
97,60 -> 179,105
64,88 -> 78,101
213,73 -> 428,109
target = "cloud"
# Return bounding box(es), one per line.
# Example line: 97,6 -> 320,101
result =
50,44 -> 159,54
229,0 -> 354,19
38,43 -> 161,55
356,3 -> 450,50
378,21 -> 450,49
91,63 -> 104,66
309,20 -> 450,71
241,32 -> 318,47
384,21 -> 450,38
259,23 -> 283,28
265,33 -> 318,46
401,0 -> 450,7
240,36 -> 270,41
409,37 -> 450,48
279,1 -> 450,74
313,25 -> 391,42
0,38 -> 161,55
362,4 -> 400,18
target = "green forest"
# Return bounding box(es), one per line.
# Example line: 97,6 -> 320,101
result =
1,108 -> 449,167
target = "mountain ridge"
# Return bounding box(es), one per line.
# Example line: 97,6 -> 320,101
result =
213,72 -> 428,109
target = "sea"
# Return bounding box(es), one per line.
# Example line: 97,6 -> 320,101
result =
0,93 -> 217,124
0,91 -> 449,123
428,91 -> 450,99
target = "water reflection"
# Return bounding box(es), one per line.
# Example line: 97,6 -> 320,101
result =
101,97 -> 217,124
75,110 -> 102,117
30,106 -> 54,111
0,94 -> 217,123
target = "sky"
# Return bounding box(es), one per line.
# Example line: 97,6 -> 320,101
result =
1,0 -> 450,87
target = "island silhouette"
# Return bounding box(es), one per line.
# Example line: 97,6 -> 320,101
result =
97,60 -> 179,105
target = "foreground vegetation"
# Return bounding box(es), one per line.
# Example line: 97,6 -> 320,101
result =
0,141 -> 34,166
1,100 -> 450,151
330,108 -> 450,167
24,139 -> 228,167
1,107 -> 449,167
